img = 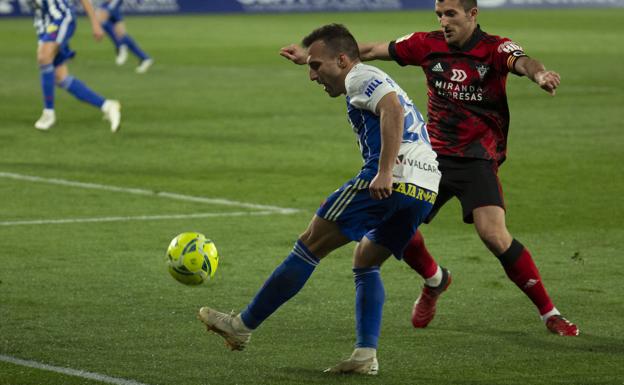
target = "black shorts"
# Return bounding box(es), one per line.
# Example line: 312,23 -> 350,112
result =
425,155 -> 505,224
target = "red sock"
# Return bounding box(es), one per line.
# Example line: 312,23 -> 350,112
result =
403,230 -> 439,279
499,240 -> 554,315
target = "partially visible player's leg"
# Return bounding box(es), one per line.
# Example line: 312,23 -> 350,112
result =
239,216 -> 348,329
56,65 -> 105,109
96,7 -> 122,58
473,205 -> 579,336
198,214 -> 349,350
325,238 -> 390,375
403,163 -> 456,328
55,64 -> 122,133
35,42 -> 58,130
327,188 -> 433,375
114,21 -> 152,73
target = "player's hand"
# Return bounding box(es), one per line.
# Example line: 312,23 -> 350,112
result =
92,22 -> 104,41
369,172 -> 393,200
535,70 -> 560,96
279,44 -> 307,65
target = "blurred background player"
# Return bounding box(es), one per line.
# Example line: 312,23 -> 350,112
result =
33,0 -> 121,132
280,0 -> 578,336
199,24 -> 441,375
96,0 -> 153,73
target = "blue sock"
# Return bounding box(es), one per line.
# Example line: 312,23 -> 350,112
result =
102,21 -> 120,50
58,76 -> 105,108
354,266 -> 384,348
40,64 -> 55,109
240,240 -> 319,329
120,35 -> 149,61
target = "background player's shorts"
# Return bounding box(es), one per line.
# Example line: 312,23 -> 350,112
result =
101,0 -> 124,23
425,155 -> 505,224
317,177 -> 435,258
38,18 -> 76,67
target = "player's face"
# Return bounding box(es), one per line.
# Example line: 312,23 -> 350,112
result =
306,40 -> 346,98
435,0 -> 478,47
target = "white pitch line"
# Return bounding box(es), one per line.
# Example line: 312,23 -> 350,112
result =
0,171 -> 299,214
0,354 -> 150,385
0,211 -> 286,227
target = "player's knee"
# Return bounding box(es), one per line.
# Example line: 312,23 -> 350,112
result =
408,230 -> 425,250
37,52 -> 53,66
353,238 -> 390,268
55,73 -> 67,86
478,229 -> 511,255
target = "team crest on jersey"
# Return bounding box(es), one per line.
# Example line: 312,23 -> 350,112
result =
476,64 -> 489,80
497,41 -> 524,54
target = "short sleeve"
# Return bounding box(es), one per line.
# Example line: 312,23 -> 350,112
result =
492,38 -> 527,75
389,32 -> 429,66
346,66 -> 396,114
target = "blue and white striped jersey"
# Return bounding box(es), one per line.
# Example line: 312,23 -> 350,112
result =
31,0 -> 75,35
345,63 -> 440,192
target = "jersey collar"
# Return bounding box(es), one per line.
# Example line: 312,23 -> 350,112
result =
449,24 -> 484,52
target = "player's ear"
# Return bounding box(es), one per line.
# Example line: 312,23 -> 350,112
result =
337,53 -> 348,69
468,6 -> 478,19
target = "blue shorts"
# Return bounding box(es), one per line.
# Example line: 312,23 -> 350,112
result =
317,177 -> 436,259
38,18 -> 76,67
100,0 -> 123,23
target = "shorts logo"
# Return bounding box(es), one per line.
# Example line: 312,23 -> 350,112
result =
393,183 -> 437,204
450,69 -> 467,82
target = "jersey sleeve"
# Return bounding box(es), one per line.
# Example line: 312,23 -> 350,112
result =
492,38 -> 528,76
346,67 -> 397,114
389,32 -> 429,66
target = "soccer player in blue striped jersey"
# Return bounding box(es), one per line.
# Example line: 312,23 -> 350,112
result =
96,0 -> 153,73
32,0 -> 121,132
198,24 -> 441,375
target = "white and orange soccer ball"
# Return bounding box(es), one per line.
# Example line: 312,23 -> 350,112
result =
166,232 -> 218,285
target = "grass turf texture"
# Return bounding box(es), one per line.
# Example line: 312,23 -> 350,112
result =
1,8 -> 623,385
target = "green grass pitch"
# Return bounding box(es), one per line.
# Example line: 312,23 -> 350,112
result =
1,8 -> 623,385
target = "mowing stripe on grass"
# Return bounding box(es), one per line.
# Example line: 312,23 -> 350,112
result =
0,354 -> 150,385
0,210 -> 290,227
0,171 -> 299,214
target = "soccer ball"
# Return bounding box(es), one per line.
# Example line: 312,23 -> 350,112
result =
166,232 -> 218,285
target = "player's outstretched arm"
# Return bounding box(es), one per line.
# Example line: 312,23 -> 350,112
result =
358,42 -> 392,61
279,44 -> 307,65
79,0 -> 104,41
514,56 -> 561,96
370,92 -> 403,200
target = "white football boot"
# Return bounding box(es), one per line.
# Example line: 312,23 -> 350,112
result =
324,348 -> 379,375
34,109 -> 56,131
197,307 -> 251,351
115,45 -> 128,66
135,58 -> 153,74
101,100 -> 121,133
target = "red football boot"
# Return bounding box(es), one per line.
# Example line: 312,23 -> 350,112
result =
546,315 -> 579,336
411,268 -> 451,328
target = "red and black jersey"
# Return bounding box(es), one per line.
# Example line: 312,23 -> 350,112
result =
389,26 -> 527,163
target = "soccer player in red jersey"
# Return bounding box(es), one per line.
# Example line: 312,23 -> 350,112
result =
280,0 -> 578,336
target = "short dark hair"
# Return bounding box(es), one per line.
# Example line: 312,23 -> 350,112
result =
301,23 -> 360,60
436,0 -> 477,11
